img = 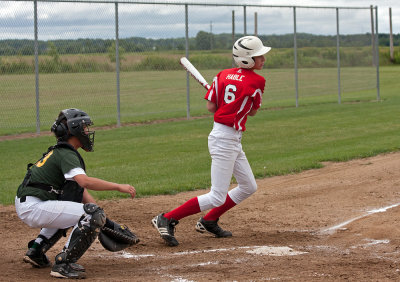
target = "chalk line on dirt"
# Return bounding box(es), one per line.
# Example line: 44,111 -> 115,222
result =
350,239 -> 390,249
246,246 -> 307,256
320,202 -> 400,235
111,245 -> 307,260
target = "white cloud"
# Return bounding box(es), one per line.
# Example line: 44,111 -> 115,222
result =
0,3 -> 31,19
0,0 -> 398,40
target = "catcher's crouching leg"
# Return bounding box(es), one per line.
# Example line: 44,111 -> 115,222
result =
50,203 -> 106,279
24,229 -> 67,268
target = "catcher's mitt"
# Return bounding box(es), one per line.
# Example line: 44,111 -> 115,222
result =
98,218 -> 140,252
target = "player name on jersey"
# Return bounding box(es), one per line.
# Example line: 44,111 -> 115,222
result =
226,74 -> 245,81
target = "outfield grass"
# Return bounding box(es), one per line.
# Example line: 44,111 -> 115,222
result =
0,66 -> 399,206
0,65 -> 378,135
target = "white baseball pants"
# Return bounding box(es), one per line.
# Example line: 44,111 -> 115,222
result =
15,196 -> 87,244
197,122 -> 257,211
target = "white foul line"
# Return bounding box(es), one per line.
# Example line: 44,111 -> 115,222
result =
320,202 -> 400,235
115,245 -> 307,260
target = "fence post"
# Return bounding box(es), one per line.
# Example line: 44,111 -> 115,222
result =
293,6 -> 298,108
185,4 -> 190,119
232,10 -> 235,44
389,7 -> 394,62
254,12 -> 258,36
34,0 -> 40,134
243,5 -> 247,35
210,21 -> 213,50
370,5 -> 376,66
375,6 -> 380,101
232,10 -> 235,67
115,3 -> 121,127
336,8 -> 341,104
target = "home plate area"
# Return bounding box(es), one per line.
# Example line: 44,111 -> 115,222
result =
4,152 -> 400,281
110,245 -> 308,259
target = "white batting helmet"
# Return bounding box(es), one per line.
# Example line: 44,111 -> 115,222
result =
232,36 -> 271,69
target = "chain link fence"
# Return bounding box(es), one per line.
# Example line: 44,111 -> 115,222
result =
0,1 -> 381,135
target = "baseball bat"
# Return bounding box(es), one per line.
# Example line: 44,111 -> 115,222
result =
180,57 -> 210,90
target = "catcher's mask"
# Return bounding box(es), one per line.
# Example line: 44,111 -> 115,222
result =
51,108 -> 95,152
233,36 -> 271,69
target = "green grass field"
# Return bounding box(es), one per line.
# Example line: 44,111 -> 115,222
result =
0,56 -> 379,135
0,66 -> 399,205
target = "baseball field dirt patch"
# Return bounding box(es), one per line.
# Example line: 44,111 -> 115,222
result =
2,152 -> 400,281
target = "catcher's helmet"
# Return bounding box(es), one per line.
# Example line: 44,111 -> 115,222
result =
232,36 -> 271,69
51,108 -> 95,152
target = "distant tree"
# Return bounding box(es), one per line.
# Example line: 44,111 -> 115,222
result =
107,41 -> 126,64
0,44 -> 14,56
47,42 -> 60,63
19,45 -> 34,56
0,33 -> 397,58
196,31 -> 213,50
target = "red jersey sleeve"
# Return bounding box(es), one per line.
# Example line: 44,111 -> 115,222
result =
204,77 -> 218,104
251,88 -> 263,111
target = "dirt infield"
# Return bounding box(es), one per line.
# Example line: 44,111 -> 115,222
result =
1,152 -> 400,281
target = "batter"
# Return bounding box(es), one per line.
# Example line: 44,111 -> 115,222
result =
152,36 -> 271,246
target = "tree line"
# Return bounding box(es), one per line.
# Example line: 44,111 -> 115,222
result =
0,32 -> 398,56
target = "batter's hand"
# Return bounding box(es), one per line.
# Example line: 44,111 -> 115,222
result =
118,184 -> 136,198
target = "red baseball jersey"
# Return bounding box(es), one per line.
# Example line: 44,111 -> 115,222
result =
204,68 -> 265,131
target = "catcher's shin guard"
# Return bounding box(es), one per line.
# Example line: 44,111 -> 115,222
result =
55,203 -> 106,264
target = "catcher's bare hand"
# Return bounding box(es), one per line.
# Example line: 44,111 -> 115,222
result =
118,184 -> 136,198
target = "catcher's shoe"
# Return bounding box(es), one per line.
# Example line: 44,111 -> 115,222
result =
69,263 -> 85,272
196,217 -> 232,238
23,246 -> 51,268
50,263 -> 86,279
151,213 -> 179,247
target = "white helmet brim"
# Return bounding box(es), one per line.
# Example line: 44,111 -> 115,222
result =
252,46 -> 271,57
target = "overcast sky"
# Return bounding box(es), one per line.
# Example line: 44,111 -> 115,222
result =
0,0 -> 398,40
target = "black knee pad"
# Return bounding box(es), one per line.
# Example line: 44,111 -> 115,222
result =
83,203 -> 106,229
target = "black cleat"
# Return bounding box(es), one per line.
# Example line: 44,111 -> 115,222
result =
196,217 -> 232,238
151,213 -> 179,246
50,263 -> 86,279
23,247 -> 51,268
69,263 -> 85,272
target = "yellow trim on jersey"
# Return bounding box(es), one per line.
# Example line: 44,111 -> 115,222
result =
35,150 -> 54,168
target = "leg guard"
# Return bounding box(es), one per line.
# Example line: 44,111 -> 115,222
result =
55,203 -> 106,264
41,229 -> 68,253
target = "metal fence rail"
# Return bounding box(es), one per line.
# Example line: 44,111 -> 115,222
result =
0,0 -> 380,135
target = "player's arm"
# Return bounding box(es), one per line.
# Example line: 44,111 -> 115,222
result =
207,100 -> 217,113
248,108 -> 258,116
82,188 -> 97,204
74,174 -> 136,199
248,86 -> 263,117
204,77 -> 218,113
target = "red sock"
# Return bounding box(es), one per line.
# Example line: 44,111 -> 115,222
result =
203,194 -> 236,221
164,197 -> 201,221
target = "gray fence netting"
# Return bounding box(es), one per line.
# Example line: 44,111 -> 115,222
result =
0,1 -> 379,135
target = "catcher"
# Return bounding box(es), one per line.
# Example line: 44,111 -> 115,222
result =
15,108 -> 139,279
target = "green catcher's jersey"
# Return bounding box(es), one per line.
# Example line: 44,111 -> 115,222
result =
17,146 -> 84,201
